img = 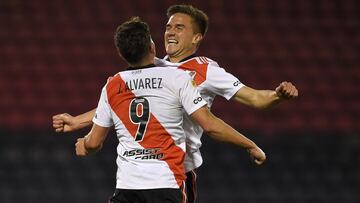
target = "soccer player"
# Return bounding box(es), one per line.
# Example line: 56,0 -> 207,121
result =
53,4 -> 298,202
76,17 -> 265,203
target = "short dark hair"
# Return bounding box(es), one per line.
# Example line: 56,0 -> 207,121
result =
167,4 -> 209,36
114,17 -> 151,64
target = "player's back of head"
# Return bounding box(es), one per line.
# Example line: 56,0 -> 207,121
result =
114,17 -> 151,65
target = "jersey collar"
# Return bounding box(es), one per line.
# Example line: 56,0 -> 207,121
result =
164,54 -> 197,63
126,63 -> 156,71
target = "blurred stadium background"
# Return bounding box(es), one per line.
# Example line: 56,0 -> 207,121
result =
1,0 -> 359,202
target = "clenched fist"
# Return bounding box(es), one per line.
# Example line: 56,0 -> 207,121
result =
247,146 -> 266,165
275,81 -> 298,99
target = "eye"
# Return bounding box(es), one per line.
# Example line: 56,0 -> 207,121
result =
165,25 -> 171,31
176,25 -> 184,31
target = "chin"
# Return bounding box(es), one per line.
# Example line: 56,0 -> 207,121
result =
166,46 -> 178,55
166,50 -> 177,56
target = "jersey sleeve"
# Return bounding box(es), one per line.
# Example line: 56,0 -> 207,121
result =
92,86 -> 113,127
176,72 -> 207,115
205,62 -> 245,100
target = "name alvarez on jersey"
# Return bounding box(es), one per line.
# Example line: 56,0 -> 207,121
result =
119,77 -> 163,93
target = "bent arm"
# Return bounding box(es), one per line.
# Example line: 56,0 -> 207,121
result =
76,123 -> 110,156
190,106 -> 266,164
52,108 -> 97,133
191,107 -> 256,149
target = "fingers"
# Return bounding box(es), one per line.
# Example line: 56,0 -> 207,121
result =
55,127 -> 64,133
53,118 -> 64,133
248,147 -> 266,165
52,113 -> 71,133
276,81 -> 298,99
53,119 -> 64,132
254,152 -> 266,165
75,138 -> 86,156
254,158 -> 265,165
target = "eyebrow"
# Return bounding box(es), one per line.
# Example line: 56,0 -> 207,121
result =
166,23 -> 185,27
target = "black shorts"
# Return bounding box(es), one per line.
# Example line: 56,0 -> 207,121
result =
108,188 -> 184,203
184,169 -> 198,203
109,169 -> 198,203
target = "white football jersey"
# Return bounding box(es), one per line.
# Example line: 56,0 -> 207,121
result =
93,66 -> 207,189
157,56 -> 245,172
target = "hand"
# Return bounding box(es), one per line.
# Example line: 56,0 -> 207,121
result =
75,137 -> 88,156
247,146 -> 266,165
275,81 -> 298,99
52,113 -> 77,133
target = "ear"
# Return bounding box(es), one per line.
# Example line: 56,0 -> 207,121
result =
192,33 -> 203,44
149,41 -> 156,55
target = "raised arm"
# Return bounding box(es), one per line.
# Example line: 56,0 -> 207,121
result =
190,106 -> 266,165
232,81 -> 298,109
52,108 -> 96,133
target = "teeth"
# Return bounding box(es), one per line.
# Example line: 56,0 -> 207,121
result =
168,39 -> 178,44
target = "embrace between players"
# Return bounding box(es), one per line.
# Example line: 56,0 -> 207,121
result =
52,4 -> 298,203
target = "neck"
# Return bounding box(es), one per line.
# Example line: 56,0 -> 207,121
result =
168,55 -> 183,63
168,53 -> 197,63
168,48 -> 197,63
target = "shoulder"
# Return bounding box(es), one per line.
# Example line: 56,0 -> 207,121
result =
178,56 -> 222,85
179,56 -> 220,70
105,73 -> 121,86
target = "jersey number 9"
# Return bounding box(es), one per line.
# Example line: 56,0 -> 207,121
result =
129,97 -> 150,142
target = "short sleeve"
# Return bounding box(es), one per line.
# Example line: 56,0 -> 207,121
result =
92,86 -> 113,127
176,72 -> 207,115
205,62 -> 245,100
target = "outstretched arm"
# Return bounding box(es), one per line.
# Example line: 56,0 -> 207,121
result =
52,108 -> 96,133
232,81 -> 298,109
191,107 -> 266,165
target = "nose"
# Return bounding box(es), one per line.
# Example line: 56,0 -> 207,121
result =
165,27 -> 175,36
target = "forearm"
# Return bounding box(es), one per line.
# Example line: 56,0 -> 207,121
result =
83,124 -> 109,155
83,134 -> 102,155
74,108 -> 97,130
233,87 -> 281,109
205,116 -> 257,150
252,90 -> 281,109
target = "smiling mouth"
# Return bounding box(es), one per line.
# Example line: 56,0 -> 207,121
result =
167,39 -> 178,45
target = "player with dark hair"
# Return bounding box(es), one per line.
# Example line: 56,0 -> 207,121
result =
75,16 -> 265,203
54,4 -> 298,203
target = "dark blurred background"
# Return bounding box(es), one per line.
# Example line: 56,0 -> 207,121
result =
1,0 -> 359,202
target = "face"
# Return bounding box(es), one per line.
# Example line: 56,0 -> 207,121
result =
164,13 -> 202,62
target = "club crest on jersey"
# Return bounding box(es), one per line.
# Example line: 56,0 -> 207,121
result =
188,71 -> 197,87
188,71 -> 197,79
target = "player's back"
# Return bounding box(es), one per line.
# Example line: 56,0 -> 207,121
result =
98,66 -> 206,189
